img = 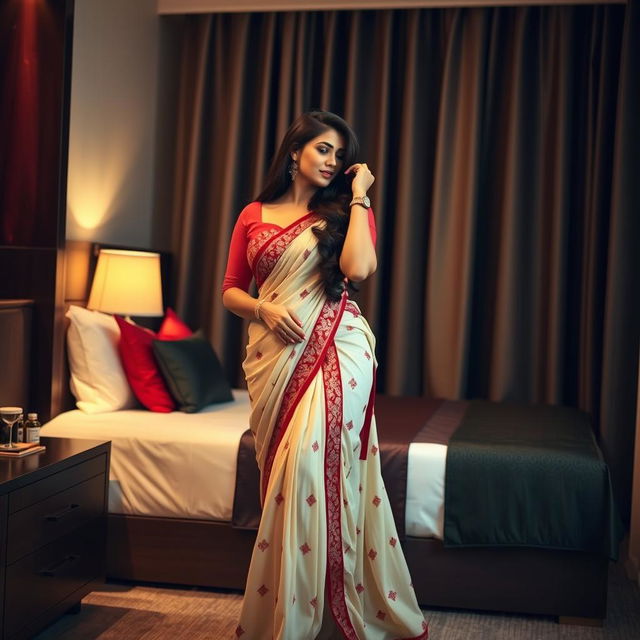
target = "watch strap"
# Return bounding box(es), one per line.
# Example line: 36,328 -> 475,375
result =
350,196 -> 370,209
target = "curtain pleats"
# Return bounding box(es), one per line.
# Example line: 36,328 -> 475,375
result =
160,3 -> 639,517
600,0 -> 640,521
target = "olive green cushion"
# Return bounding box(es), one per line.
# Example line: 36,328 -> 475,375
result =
152,330 -> 233,412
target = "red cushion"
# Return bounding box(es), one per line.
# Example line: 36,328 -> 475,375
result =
115,316 -> 176,413
158,307 -> 193,340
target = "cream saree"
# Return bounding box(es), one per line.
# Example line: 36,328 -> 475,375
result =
235,213 -> 428,640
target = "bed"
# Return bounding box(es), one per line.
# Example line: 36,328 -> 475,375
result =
42,389 -> 619,625
38,241 -> 620,626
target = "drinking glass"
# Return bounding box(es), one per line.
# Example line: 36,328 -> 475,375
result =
0,407 -> 22,449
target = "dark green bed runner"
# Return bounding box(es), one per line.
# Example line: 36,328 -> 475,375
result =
444,400 -> 623,560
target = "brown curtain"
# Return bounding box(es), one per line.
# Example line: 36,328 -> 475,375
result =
157,4 -> 639,517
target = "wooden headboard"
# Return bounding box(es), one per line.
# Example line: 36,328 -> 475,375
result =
0,299 -> 34,410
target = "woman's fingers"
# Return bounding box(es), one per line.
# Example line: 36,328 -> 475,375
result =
273,318 -> 304,343
284,316 -> 305,341
290,310 -> 303,327
266,304 -> 305,343
345,162 -> 366,175
346,163 -> 375,193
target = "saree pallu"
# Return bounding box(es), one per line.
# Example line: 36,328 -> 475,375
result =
235,214 -> 428,640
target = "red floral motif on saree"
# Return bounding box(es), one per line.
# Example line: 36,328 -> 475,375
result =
300,542 -> 311,555
359,364 -> 377,460
251,213 -> 318,288
247,228 -> 279,266
345,301 -> 361,317
323,341 -> 359,640
261,292 -> 347,500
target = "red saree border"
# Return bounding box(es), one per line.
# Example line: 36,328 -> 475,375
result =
359,364 -> 377,460
261,290 -> 348,501
323,341 -> 359,640
251,212 -> 318,288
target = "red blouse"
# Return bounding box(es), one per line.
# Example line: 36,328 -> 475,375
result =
222,201 -> 377,293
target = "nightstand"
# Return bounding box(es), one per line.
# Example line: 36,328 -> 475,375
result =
0,437 -> 111,639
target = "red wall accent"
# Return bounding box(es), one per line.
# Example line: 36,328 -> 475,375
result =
0,0 -> 67,248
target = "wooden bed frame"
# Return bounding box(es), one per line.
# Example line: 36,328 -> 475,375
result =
105,515 -> 608,624
58,241 -> 609,626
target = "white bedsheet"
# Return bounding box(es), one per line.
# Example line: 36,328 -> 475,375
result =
42,389 -> 446,538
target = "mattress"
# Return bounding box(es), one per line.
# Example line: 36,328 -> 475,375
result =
42,389 -> 445,538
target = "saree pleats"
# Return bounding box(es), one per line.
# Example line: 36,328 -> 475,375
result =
236,217 -> 427,639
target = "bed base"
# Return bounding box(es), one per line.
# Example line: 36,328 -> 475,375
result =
106,514 -> 608,622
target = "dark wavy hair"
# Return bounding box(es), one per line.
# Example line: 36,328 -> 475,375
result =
256,111 -> 360,301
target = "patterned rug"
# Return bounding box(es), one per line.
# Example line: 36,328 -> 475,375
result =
35,562 -> 640,639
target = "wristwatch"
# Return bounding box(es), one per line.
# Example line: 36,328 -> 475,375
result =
350,195 -> 370,209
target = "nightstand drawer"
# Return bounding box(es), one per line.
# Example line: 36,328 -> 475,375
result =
7,472 -> 105,564
9,453 -> 106,514
4,517 -> 106,638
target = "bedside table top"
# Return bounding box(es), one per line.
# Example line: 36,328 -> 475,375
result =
0,437 -> 110,494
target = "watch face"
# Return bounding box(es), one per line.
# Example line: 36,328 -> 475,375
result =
362,196 -> 371,208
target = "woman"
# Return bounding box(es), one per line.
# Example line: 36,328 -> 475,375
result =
222,111 -> 428,640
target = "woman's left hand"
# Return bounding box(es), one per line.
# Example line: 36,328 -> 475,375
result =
345,162 -> 375,196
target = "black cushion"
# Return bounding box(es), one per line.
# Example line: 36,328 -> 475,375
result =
152,330 -> 233,412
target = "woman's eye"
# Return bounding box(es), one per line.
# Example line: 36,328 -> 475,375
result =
317,146 -> 328,154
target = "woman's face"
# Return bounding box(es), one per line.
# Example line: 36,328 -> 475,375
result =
293,127 -> 346,189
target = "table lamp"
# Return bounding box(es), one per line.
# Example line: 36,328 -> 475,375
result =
87,249 -> 163,317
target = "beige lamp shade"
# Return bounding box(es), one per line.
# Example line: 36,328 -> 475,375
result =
88,249 -> 163,317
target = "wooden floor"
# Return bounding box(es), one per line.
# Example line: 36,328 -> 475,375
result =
35,562 -> 639,639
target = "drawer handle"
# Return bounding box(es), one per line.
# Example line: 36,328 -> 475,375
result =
39,554 -> 80,577
44,503 -> 80,522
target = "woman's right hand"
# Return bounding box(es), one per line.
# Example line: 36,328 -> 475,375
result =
258,302 -> 305,344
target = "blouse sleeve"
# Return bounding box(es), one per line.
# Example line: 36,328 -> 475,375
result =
222,210 -> 254,294
368,208 -> 377,248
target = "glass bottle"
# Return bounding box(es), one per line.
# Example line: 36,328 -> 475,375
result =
25,413 -> 41,444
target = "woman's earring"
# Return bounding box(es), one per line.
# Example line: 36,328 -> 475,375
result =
289,160 -> 298,181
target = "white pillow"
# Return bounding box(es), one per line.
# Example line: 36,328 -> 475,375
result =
66,305 -> 138,413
